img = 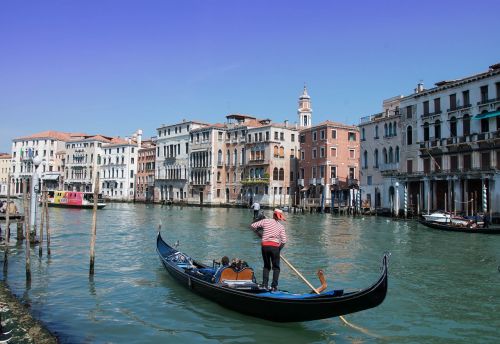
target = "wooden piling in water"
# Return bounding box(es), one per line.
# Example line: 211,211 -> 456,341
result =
5,173 -> 11,242
89,175 -> 99,275
45,188 -> 51,255
38,187 -> 45,257
23,179 -> 31,281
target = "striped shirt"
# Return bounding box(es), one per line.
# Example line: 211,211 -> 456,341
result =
250,219 -> 287,247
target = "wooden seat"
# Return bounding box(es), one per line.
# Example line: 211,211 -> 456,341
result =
218,267 -> 255,283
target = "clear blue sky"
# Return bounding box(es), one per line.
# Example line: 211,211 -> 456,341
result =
1,0 -> 499,152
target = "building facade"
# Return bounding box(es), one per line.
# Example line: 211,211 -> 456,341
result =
64,134 -> 112,192
0,153 -> 11,195
136,140 -> 156,202
396,63 -> 500,215
155,121 -> 207,203
299,121 -> 360,210
10,131 -> 74,194
359,96 -> 402,211
100,135 -> 141,201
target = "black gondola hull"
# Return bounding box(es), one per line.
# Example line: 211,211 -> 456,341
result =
419,220 -> 500,234
156,232 -> 388,322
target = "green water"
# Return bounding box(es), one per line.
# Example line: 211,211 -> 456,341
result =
1,204 -> 499,343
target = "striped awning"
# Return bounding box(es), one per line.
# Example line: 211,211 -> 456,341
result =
474,110 -> 500,120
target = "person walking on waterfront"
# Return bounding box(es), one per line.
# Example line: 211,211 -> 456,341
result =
251,201 -> 261,219
250,209 -> 287,291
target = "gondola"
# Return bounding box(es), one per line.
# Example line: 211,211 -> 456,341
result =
156,232 -> 389,322
419,219 -> 500,234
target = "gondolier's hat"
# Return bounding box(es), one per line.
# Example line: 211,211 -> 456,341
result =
273,208 -> 286,221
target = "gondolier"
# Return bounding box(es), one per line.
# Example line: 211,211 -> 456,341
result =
250,209 -> 287,291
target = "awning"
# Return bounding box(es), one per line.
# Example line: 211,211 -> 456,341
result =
42,174 -> 60,181
474,110 -> 500,120
300,187 -> 309,192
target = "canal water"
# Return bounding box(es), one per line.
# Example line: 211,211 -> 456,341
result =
1,204 -> 499,343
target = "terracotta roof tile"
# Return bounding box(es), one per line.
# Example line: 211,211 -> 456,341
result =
14,130 -> 76,141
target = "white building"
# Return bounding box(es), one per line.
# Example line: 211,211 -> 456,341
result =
155,120 -> 207,203
359,96 -> 403,212
397,63 -> 500,215
10,131 -> 74,195
0,153 -> 11,195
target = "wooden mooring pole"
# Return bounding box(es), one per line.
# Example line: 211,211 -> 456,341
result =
38,186 -> 45,257
45,187 -> 51,255
89,175 -> 99,275
23,178 -> 31,280
5,173 -> 11,242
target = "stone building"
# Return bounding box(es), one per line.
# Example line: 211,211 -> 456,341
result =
10,131 -> 75,194
359,96 -> 403,211
100,131 -> 142,201
0,153 -> 11,195
396,63 -> 500,215
155,121 -> 207,203
136,139 -> 156,202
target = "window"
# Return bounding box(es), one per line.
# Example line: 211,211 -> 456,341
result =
450,155 -> 458,170
258,132 -> 262,141
331,147 -> 337,157
330,166 -> 337,178
299,134 -> 305,143
130,170 -> 134,178
320,130 -> 325,140
374,149 -> 379,168
449,94 -> 457,110
217,150 -> 222,165
463,115 -> 471,136
434,120 -> 441,139
301,151 -> 305,160
423,158 -> 431,173
348,167 -> 355,180
481,117 -> 489,133
279,168 -> 284,180
313,131 -> 317,141
266,131 -> 270,141
463,90 -> 470,107
363,151 -> 368,169
395,146 -> 400,163
312,148 -> 317,159
349,149 -> 355,159
480,85 -> 489,103
497,82 -> 500,99
331,130 -> 337,139
450,117 -> 457,137
348,132 -> 356,141
274,132 -> 279,140
279,147 -> 284,158
361,128 -> 366,141
280,132 -> 284,140
291,134 -> 295,142
375,125 -> 379,138
406,105 -> 412,119
407,126 -> 413,145
423,101 -> 429,116
463,154 -> 472,171
273,168 -> 278,180
320,147 -> 325,158
434,98 -> 441,114
367,176 -> 372,185
407,159 -> 413,173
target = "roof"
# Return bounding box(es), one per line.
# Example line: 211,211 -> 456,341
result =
14,130 -> 79,142
0,153 -> 11,159
300,120 -> 359,132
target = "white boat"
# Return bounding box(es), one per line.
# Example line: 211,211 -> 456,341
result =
422,211 -> 451,223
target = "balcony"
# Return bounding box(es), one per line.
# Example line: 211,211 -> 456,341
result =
241,178 -> 270,186
246,159 -> 267,165
297,178 -> 304,186
421,111 -> 442,119
379,163 -> 399,172
348,178 -> 358,186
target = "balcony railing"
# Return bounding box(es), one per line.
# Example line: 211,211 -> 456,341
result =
241,178 -> 270,185
379,163 -> 399,172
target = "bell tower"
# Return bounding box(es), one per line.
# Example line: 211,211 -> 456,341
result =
298,85 -> 312,128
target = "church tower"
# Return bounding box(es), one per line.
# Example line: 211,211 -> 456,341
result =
298,85 -> 312,128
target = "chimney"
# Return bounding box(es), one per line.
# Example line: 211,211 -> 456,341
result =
284,120 -> 289,127
414,82 -> 424,94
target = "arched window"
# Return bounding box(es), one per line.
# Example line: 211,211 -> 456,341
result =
226,149 -> 231,165
383,148 -> 388,164
363,150 -> 368,169
375,125 -> 379,138
407,126 -> 413,145
395,146 -> 400,163
423,122 -> 430,141
279,168 -> 284,180
374,149 -> 379,168
481,115 -> 489,133
217,149 -> 222,164
279,146 -> 285,158
463,114 -> 471,136
234,149 -> 237,166
389,147 -> 393,163
250,168 -> 255,178
274,145 -> 279,157
273,168 -> 279,180
362,128 -> 366,140
435,120 -> 441,139
393,121 -> 397,136
450,117 -> 457,137
384,123 -> 388,137
389,123 -> 393,137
